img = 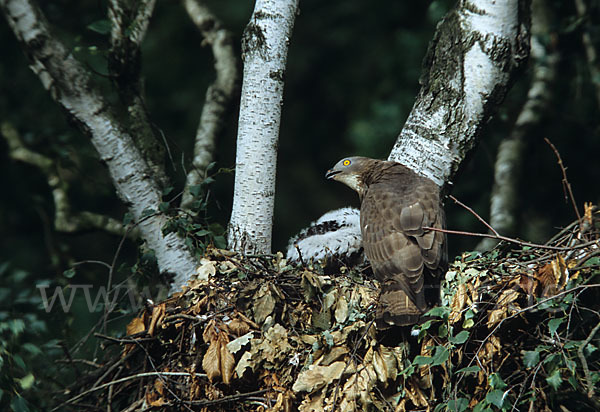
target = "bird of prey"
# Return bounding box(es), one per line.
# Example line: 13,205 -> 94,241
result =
326,156 -> 446,327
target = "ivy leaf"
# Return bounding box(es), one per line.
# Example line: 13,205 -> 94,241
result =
546,368 -> 562,390
63,268 -> 76,279
486,389 -> 506,408
548,317 -> 564,335
488,373 -> 507,390
425,306 -> 450,319
87,19 -> 111,34
522,350 -> 540,368
431,346 -> 449,366
123,212 -> 133,225
457,365 -> 481,374
413,355 -> 433,366
449,330 -> 470,345
447,397 -> 469,412
189,184 -> 203,198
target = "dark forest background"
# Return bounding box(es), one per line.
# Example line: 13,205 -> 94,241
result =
1,0 -> 599,409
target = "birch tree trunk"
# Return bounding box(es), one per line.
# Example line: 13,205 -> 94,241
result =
477,0 -> 558,251
1,0 -> 199,290
389,0 -> 531,187
227,0 -> 300,254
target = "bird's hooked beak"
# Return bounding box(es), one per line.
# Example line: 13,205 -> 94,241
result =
325,169 -> 340,180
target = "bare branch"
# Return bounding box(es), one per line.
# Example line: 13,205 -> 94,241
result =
1,0 -> 198,289
578,320 -> 600,399
181,0 -> 239,209
449,195 -> 499,237
544,137 -> 582,225
1,122 -> 130,237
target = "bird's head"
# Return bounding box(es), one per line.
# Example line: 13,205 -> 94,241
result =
326,156 -> 371,196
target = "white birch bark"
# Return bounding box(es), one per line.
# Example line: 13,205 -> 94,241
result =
228,0 -> 300,254
477,0 -> 558,251
1,0 -> 198,290
389,0 -> 531,187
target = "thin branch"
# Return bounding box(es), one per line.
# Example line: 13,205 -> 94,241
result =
449,195 -> 499,237
1,122 -> 132,237
423,226 -> 596,252
58,371 -> 200,408
544,138 -> 582,225
181,0 -> 239,209
577,320 -> 600,399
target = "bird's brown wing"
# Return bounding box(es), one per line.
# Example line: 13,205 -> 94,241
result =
361,172 -> 445,327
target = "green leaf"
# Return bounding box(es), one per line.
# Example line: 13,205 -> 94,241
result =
523,350 -> 540,368
488,373 -> 507,390
431,346 -> 449,366
447,397 -> 469,412
10,395 -> 30,412
546,368 -> 562,390
548,317 -> 564,335
486,389 -> 506,408
457,365 -> 481,374
162,186 -> 174,196
141,208 -> 155,218
449,330 -> 470,345
87,19 -> 111,35
158,201 -> 170,212
189,184 -> 203,198
18,373 -> 35,390
22,343 -> 42,357
123,212 -> 133,225
63,268 -> 76,279
424,306 -> 450,319
195,229 -> 212,237
413,355 -> 433,366
213,235 -> 227,249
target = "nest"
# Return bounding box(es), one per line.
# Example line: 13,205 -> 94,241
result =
56,208 -> 600,411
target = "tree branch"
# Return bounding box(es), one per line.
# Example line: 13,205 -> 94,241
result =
477,0 -> 559,251
1,122 -> 130,237
1,0 -> 198,290
390,0 -> 531,187
181,0 -> 239,209
573,0 -> 600,110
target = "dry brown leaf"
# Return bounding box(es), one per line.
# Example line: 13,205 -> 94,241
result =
218,332 -> 235,384
253,283 -> 277,325
334,295 -> 349,324
196,258 -> 216,281
147,303 -> 166,336
126,316 -> 146,336
405,378 -> 429,408
292,361 -> 348,393
202,331 -> 235,384
449,283 -> 468,324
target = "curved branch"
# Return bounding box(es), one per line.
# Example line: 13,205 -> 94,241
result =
1,0 -> 198,290
181,0 -> 239,209
1,122 -> 131,237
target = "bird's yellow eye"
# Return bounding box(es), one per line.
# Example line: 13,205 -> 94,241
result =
343,159 -> 351,166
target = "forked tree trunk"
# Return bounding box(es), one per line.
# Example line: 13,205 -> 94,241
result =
389,0 -> 531,187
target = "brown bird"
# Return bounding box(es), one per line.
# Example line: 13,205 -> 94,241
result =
326,157 -> 446,327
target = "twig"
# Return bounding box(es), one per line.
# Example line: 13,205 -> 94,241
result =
577,320 -> 600,399
449,194 -> 500,237
186,389 -> 269,406
56,371 -> 199,409
423,226 -> 596,252
544,138 -> 582,225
